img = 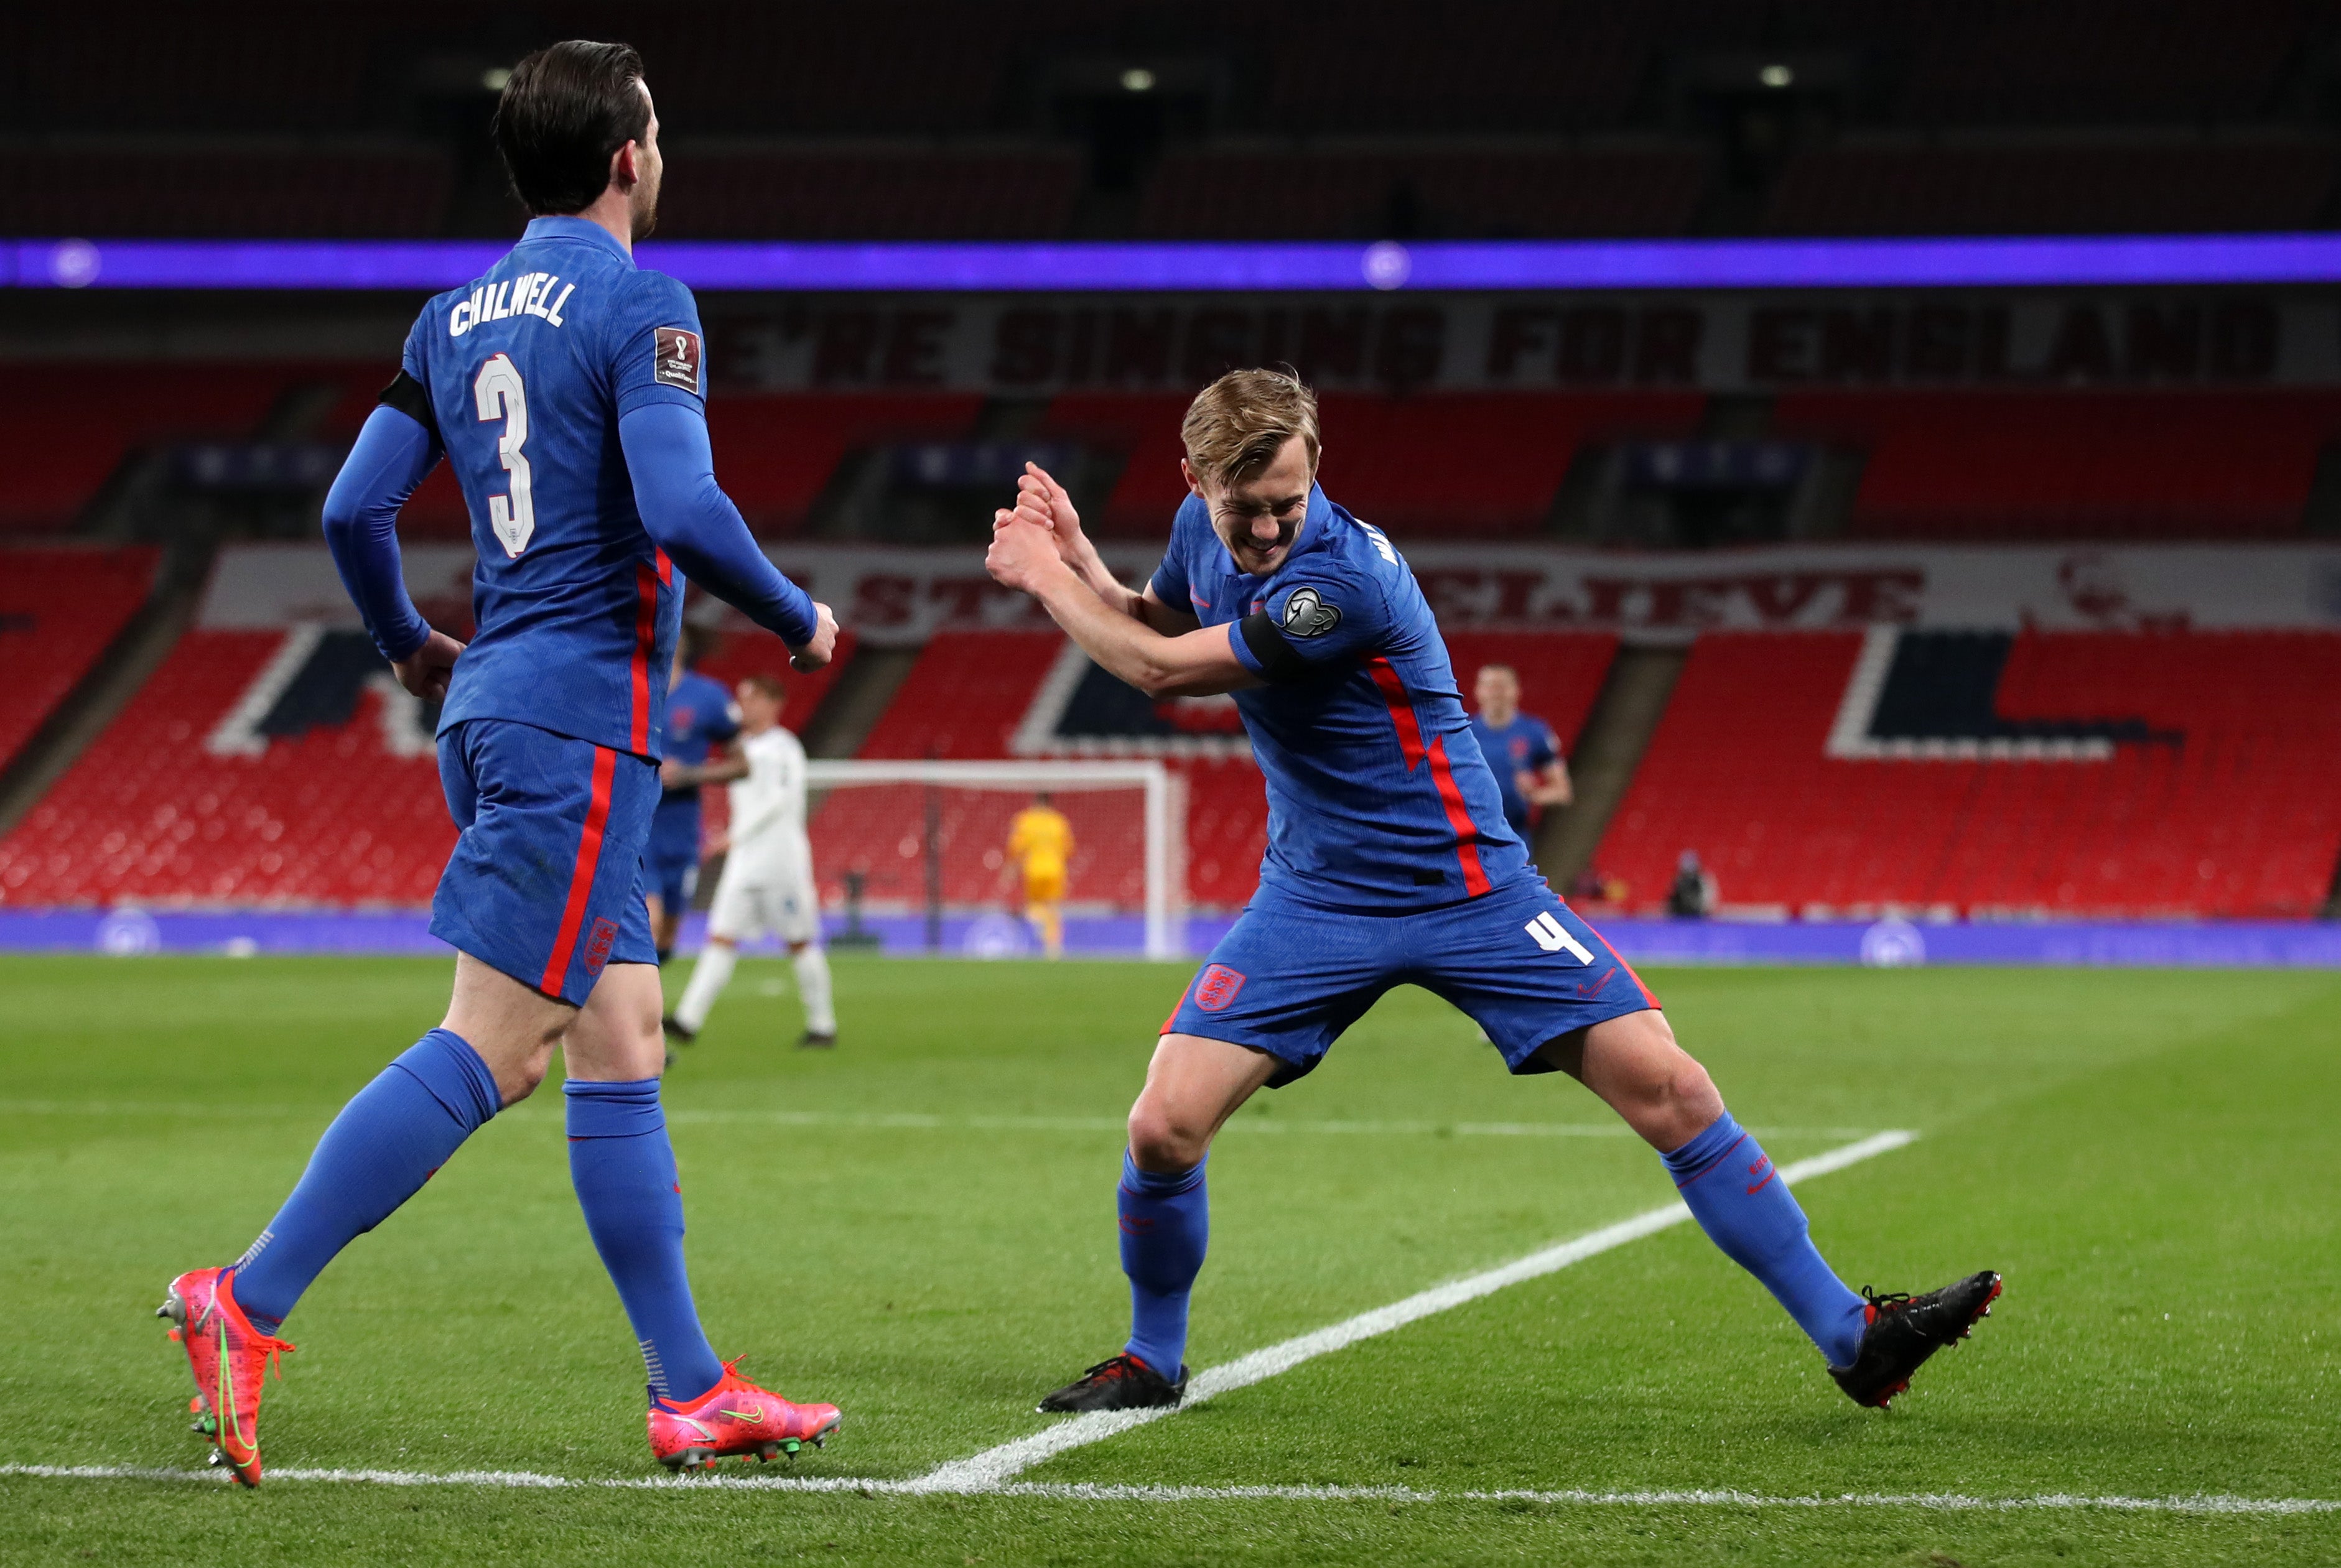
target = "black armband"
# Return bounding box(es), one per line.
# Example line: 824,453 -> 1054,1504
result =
376,368 -> 443,448
1239,610 -> 1315,684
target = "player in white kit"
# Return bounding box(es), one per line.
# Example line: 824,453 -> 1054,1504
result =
661,674 -> 838,1047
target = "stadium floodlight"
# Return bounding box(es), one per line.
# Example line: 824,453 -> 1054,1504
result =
803,759 -> 1187,960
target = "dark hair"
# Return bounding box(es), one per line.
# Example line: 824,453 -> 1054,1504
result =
492,40 -> 650,216
679,621 -> 718,668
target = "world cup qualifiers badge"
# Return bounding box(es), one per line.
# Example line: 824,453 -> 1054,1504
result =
654,327 -> 704,394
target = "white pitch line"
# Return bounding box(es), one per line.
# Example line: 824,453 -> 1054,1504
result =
10,1130 -> 1934,1504
911,1130 -> 1917,1494
4,1467 -> 2333,1516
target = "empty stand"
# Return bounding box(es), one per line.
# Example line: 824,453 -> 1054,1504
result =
1774,390 -> 2341,539
1260,0 -> 1766,133
1441,632 -> 1617,754
9,0 -> 2318,147
0,629 -> 455,907
11,141 -> 452,238
1045,392 -> 1706,539
656,143 -> 1081,239
1599,628 -> 2341,918
860,629 -> 1063,761
1315,393 -> 1705,537
1765,133 -> 2339,236
0,365 -> 303,533
1037,394 -> 1196,536
0,548 -> 157,771
707,394 -> 987,534
1137,142 -> 1709,239
1889,0 -> 2300,127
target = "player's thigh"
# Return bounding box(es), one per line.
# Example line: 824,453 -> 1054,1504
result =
1159,896 -> 1395,1091
440,950 -> 575,1103
1415,878 -> 1658,1078
1537,1008 -> 1721,1152
1129,1032 -> 1282,1169
565,961 -> 666,1082
428,720 -> 661,1006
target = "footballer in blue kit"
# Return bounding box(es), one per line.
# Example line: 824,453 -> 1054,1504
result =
987,369 -> 1999,1418
1468,666 -> 1570,841
645,625 -> 741,962
160,42 -> 846,1483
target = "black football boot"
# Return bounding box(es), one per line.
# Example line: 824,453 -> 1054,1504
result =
1036,1354 -> 1188,1414
1829,1271 -> 2003,1409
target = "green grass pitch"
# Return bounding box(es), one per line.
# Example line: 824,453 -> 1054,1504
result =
3,953 -> 2337,1565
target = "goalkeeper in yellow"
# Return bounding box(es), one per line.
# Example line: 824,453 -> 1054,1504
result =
1004,794 -> 1074,958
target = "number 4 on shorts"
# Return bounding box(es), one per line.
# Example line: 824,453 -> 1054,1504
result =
1524,910 -> 1594,963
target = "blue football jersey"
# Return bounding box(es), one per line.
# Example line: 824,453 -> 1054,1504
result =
401,215 -> 708,759
1469,712 -> 1560,825
659,668 -> 740,801
1152,487 -> 1529,911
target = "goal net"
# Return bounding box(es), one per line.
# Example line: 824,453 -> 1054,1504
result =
798,759 -> 1188,960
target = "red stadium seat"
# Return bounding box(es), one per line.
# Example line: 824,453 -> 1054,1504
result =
705,394 -> 987,534
1773,390 -> 2341,540
1045,392 -> 1705,540
1314,392 -> 1704,537
0,631 -> 455,908
0,366 -> 301,534
1599,629 -> 2341,919
0,548 -> 157,769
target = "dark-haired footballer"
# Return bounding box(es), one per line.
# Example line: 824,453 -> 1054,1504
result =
159,40 -> 842,1483
985,369 -> 1999,1418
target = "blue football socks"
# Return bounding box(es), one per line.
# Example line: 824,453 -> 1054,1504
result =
1119,1151 -> 1209,1377
230,1028 -> 501,1332
565,1078 -> 726,1404
1663,1111 -> 1869,1366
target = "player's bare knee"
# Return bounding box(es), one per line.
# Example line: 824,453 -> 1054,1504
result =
1127,1102 -> 1209,1171
495,1047 -> 554,1106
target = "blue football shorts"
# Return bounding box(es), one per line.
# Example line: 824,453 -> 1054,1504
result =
431,718 -> 659,1005
1163,874 -> 1657,1087
643,795 -> 704,915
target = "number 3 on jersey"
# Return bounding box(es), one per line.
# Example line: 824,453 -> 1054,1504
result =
473,353 -> 535,558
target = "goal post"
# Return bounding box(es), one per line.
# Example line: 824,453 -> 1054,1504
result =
802,759 -> 1189,960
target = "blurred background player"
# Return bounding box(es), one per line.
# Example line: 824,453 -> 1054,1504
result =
158,41 -> 842,1483
664,674 -> 837,1047
643,623 -> 738,963
1003,792 -> 1075,958
1468,663 -> 1571,845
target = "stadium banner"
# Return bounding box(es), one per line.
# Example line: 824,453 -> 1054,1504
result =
201,542 -> 2341,647
699,290 -> 2341,393
8,906 -> 2341,967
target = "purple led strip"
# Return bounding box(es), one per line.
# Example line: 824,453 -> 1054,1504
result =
11,233 -> 2341,292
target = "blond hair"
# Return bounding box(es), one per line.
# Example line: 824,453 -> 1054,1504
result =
1180,368 -> 1321,489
